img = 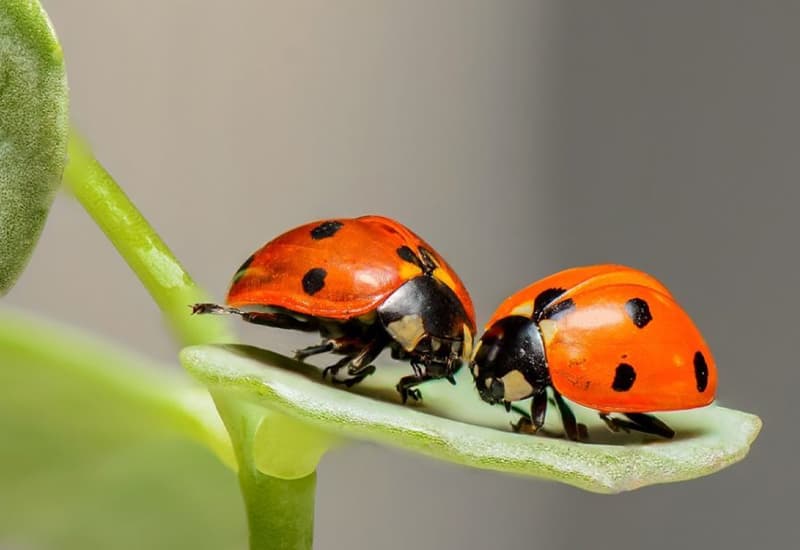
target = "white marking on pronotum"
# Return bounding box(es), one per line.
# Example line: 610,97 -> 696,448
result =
462,324 -> 473,361
501,370 -> 535,401
538,319 -> 558,344
510,301 -> 534,318
386,314 -> 426,352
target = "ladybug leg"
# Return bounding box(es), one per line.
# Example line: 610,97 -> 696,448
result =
192,303 -> 317,331
531,389 -> 548,429
295,341 -> 336,361
511,389 -> 547,434
239,312 -> 316,331
322,356 -> 352,381
552,389 -> 580,441
396,373 -> 432,403
328,335 -> 388,388
510,414 -> 533,434
599,412 -> 627,433
624,413 -> 675,439
192,303 -> 237,315
390,347 -> 410,361
598,413 -> 675,439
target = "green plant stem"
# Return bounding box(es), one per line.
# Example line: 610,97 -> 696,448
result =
63,128 -> 318,548
62,129 -> 233,346
215,394 -> 315,550
241,470 -> 316,550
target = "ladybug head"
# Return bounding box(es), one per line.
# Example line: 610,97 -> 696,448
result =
471,316 -> 548,405
377,276 -> 474,377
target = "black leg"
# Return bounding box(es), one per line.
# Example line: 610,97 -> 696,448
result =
599,412 -> 624,432
326,333 -> 388,388
396,373 -> 433,403
513,389 -> 548,434
553,389 -> 580,441
625,413 -> 675,439
531,389 -> 548,431
331,365 -> 377,388
191,303 -> 316,331
599,412 -> 675,439
322,356 -> 352,380
192,303 -> 237,315
295,341 -> 335,361
511,417 -> 533,433
346,334 -> 389,376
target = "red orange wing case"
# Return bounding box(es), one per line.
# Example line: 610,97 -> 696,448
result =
485,264 -> 671,328
227,215 -> 474,325
542,284 -> 717,412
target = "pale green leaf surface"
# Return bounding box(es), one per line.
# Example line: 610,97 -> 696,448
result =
0,307 -> 244,549
0,0 -> 69,294
182,343 -> 762,494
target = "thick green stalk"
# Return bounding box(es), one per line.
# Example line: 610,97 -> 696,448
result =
62,129 -> 232,346
241,471 -> 316,550
216,396 -> 316,550
62,129 -> 318,549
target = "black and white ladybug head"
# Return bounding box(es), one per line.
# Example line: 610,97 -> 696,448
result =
377,276 -> 474,376
471,316 -> 547,405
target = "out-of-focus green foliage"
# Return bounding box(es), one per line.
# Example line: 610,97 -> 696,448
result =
0,308 -> 245,549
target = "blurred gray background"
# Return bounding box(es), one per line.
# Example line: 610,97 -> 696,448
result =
8,1 -> 796,548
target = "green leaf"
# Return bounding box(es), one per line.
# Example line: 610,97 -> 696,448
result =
0,307 -> 244,549
0,0 -> 69,295
182,343 -> 762,494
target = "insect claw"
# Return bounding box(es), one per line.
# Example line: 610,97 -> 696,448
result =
192,303 -> 222,315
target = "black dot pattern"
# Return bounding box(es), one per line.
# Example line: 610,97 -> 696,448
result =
302,268 -> 327,295
612,363 -> 637,392
310,220 -> 343,240
533,288 -> 566,321
694,351 -> 709,392
543,298 -> 575,321
396,246 -> 420,265
625,298 -> 653,329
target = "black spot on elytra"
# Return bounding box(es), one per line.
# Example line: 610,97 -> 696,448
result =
612,363 -> 636,392
694,351 -> 709,392
542,298 -> 575,321
310,220 -> 343,240
625,298 -> 652,328
533,288 -> 566,321
302,268 -> 327,295
397,246 -> 425,270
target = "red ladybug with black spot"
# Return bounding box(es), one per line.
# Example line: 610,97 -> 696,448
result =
193,215 -> 475,401
470,264 -> 717,440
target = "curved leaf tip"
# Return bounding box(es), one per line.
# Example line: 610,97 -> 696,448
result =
181,343 -> 761,494
0,0 -> 69,295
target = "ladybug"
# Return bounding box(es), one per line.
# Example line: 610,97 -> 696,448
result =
470,264 -> 717,440
193,215 -> 475,402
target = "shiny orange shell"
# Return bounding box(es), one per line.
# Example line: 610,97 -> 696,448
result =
226,215 -> 475,327
493,265 -> 717,412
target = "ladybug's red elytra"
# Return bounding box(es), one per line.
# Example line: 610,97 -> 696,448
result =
193,215 -> 475,402
471,264 -> 717,440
